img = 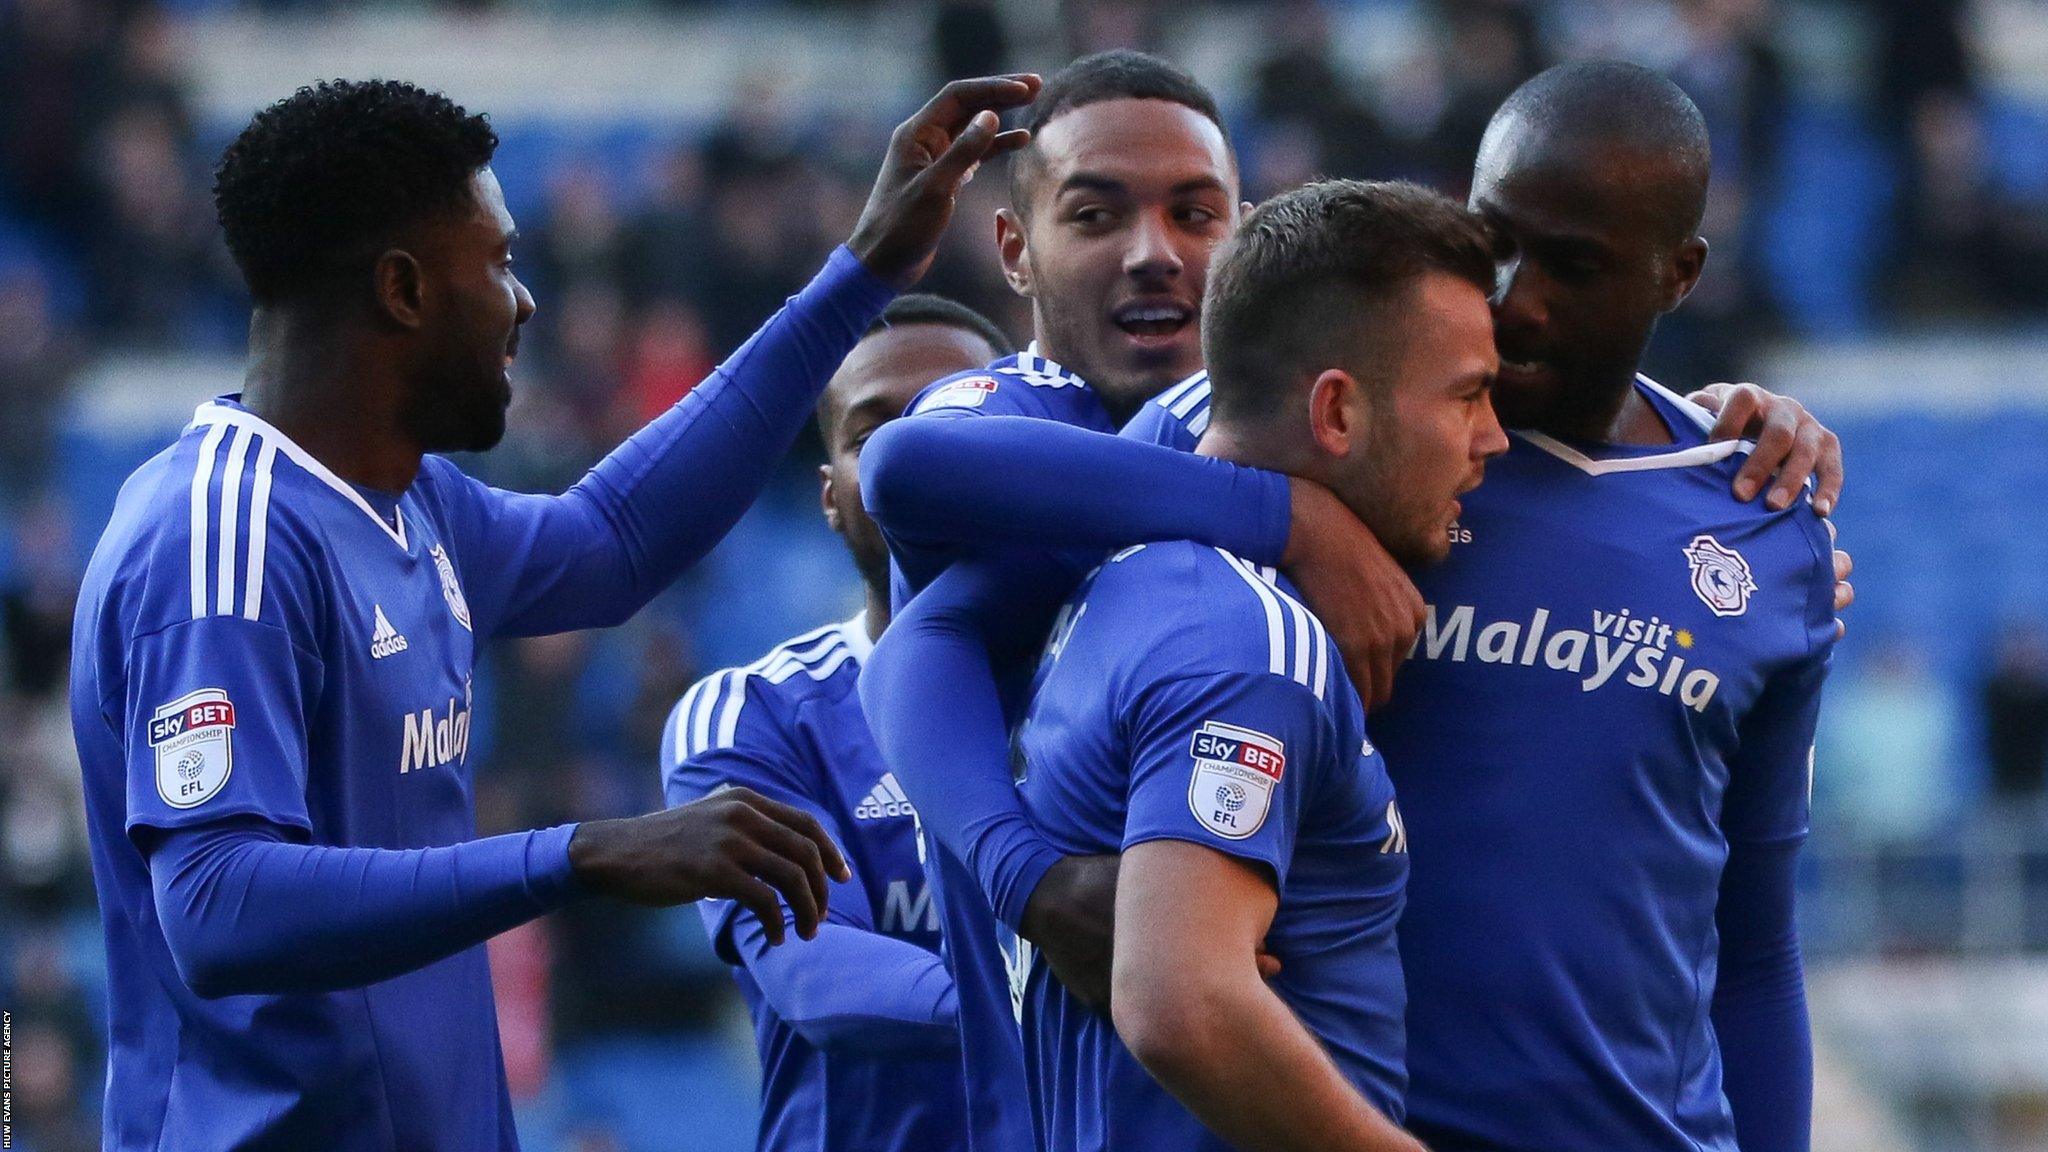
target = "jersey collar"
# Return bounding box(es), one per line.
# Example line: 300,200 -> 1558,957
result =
1511,375 -> 1755,476
189,398 -> 409,549
1016,342 -> 1091,391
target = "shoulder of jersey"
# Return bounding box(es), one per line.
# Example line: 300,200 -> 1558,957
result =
1087,541 -> 1335,703
908,353 -> 1091,416
117,404 -> 319,630
1516,376 -> 1778,493
1148,370 -> 1213,438
667,620 -> 865,762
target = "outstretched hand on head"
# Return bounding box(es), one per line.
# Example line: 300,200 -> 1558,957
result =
849,74 -> 1041,288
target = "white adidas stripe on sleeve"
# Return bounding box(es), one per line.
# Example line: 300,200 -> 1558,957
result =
188,422 -> 227,620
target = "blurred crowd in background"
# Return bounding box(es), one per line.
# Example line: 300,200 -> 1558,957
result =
3,0 -> 2046,1149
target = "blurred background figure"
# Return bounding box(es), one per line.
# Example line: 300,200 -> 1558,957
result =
1817,637 -> 1965,848
1982,623 -> 2048,812
3,2 -> 2045,1150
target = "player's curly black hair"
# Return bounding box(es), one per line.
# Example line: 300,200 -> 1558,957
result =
213,79 -> 498,304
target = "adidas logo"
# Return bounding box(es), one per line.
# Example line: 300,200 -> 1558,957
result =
854,773 -> 916,821
370,605 -> 409,659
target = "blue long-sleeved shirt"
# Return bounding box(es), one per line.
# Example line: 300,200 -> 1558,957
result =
662,615 -> 968,1152
70,245 -> 894,1151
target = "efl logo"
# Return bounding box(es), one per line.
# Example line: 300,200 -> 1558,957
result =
1187,720 -> 1284,840
148,688 -> 235,809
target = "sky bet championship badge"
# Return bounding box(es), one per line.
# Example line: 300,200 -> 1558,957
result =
149,688 -> 235,809
1187,720 -> 1285,840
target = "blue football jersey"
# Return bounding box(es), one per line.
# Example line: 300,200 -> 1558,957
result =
1014,541 -> 1410,1152
662,616 -> 965,1152
884,344 -> 1121,1152
69,397 -> 614,1151
1117,370 -> 1210,451
1368,379 -> 1837,1152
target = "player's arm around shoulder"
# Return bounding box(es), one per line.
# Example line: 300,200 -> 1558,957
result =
857,365 -> 1059,541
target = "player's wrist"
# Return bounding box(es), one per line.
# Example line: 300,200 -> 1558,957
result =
1281,478 -> 1340,568
565,818 -> 626,893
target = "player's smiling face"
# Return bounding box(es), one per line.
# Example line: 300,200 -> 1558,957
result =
1001,99 -> 1238,423
405,167 -> 535,454
1470,123 -> 1700,434
819,323 -> 998,596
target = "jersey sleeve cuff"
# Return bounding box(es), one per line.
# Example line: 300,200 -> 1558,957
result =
815,244 -> 901,327
526,822 -> 587,907
992,840 -> 1066,933
1245,467 -> 1294,568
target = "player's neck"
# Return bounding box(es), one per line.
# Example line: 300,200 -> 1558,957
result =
1195,421 -> 1315,481
241,309 -> 423,494
862,582 -> 891,640
1534,374 -> 1672,447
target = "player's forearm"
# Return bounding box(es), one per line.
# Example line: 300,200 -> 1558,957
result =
1713,836 -> 1813,1152
733,914 -> 960,1056
557,246 -> 896,625
148,817 -> 583,998
1114,966 -> 1420,1152
861,415 -> 1293,567
859,557 -> 1076,929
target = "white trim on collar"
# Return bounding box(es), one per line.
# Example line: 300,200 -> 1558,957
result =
837,612 -> 876,664
1512,375 -> 1756,476
190,401 -> 408,549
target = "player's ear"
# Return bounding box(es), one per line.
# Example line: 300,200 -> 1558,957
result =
1307,368 -> 1362,458
996,208 -> 1033,299
1663,236 -> 1708,312
374,248 -> 426,330
819,464 -> 842,533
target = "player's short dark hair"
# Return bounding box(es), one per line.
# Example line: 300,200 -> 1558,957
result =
214,79 -> 499,304
1203,180 -> 1495,423
1486,61 -> 1711,243
819,294 -> 1011,440
862,293 -> 1012,357
1009,51 -> 1230,213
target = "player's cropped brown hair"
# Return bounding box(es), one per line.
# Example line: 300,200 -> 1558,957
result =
1202,179 -> 1495,421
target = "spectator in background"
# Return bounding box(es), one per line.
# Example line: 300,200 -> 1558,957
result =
533,164 -> 626,303
85,103 -> 236,345
0,270 -> 81,503
621,142 -> 711,309
1247,0 -> 1397,190
931,0 -> 1011,88
1869,0 -> 2048,320
1983,624 -> 2048,808
1426,0 -> 1545,198
1646,0 -> 1788,386
0,0 -> 122,243
1817,638 -> 1965,846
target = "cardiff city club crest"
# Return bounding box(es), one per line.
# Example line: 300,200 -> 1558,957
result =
1683,534 -> 1756,618
430,544 -> 472,631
